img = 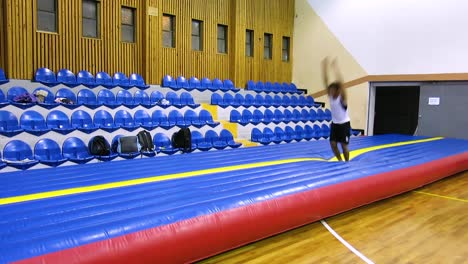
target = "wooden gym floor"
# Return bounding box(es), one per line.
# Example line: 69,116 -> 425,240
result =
200,170 -> 468,264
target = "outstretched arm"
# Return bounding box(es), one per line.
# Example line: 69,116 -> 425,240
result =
331,58 -> 347,104
321,57 -> 330,89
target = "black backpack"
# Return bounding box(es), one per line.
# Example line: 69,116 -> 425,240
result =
172,128 -> 191,153
137,130 -> 154,152
89,136 -> 111,156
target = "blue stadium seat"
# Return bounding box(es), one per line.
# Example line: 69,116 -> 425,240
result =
56,88 -> 79,109
299,96 -> 307,107
46,110 -> 74,135
35,68 -> 59,87
301,109 -> 310,122
282,95 -> 291,107
256,81 -> 265,92
169,109 -> 190,127
254,94 -> 264,108
57,69 -> 78,87
77,89 -> 99,109
97,89 -> 119,108
321,124 -> 331,139
134,90 -> 152,108
264,82 -> 273,93
180,92 -> 199,108
306,96 -> 315,107
251,128 -> 269,145
190,130 -> 204,150
264,95 -> 273,107
193,132 -> 210,151
273,82 -> 282,94
77,70 -> 98,88
281,83 -> 290,94
95,71 -> 117,88
252,109 -> 264,124
317,109 -> 325,122
223,79 -> 239,92
205,130 -> 227,150
273,95 -> 282,107
212,78 -> 224,91
115,110 -> 139,131
273,109 -> 285,124
0,68 -> 9,85
116,89 -> 137,108
284,126 -> 296,142
162,75 -> 177,89
112,135 -> 140,159
20,110 -> 49,136
234,94 -> 245,107
246,80 -> 257,91
304,125 -> 315,141
0,110 -> 23,136
3,140 -> 39,170
200,77 -> 212,90
220,93 -> 234,108
324,109 -> 332,122
7,86 -> 30,102
176,76 -> 190,90
94,110 -> 118,132
244,94 -> 255,107
291,83 -> 299,93
189,77 -> 202,90
33,87 -> 59,109
263,109 -> 274,124
0,90 -> 8,107
150,90 -> 165,106
309,109 -> 318,122
211,92 -> 222,106
165,91 -> 182,108
290,96 -> 299,107
134,110 -> 156,130
199,109 -> 219,127
264,127 -> 281,144
240,109 -> 254,125
113,72 -> 132,89
295,125 -> 305,141
313,125 -> 322,140
34,138 -> 68,167
88,136 -> 118,161
283,109 -> 293,122
229,109 -> 241,123
71,110 -> 98,133
292,109 -> 302,123
153,133 -> 178,154
184,109 -> 202,127
152,110 -> 171,129
62,137 -> 94,164
129,73 -> 150,89
219,129 -> 241,148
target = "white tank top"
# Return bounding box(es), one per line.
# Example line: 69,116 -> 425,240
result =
329,95 -> 350,124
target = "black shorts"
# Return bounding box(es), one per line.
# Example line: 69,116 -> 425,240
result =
330,121 -> 351,144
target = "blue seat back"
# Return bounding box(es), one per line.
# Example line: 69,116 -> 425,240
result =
274,109 -> 284,121
253,109 -> 264,122
57,69 -> 77,85
307,96 -> 315,106
290,83 -> 298,92
304,125 -> 315,138
0,90 -> 5,102
35,68 -> 56,83
220,129 -> 234,141
199,109 -> 215,122
282,82 -> 290,92
62,137 -> 91,159
191,131 -> 204,145
33,87 -> 55,103
285,126 -> 296,139
162,75 -> 175,87
189,77 -> 201,89
176,76 -> 189,88
321,124 -> 330,136
251,128 -> 263,141
241,109 -> 253,122
293,109 -> 302,120
95,72 -> 114,86
7,86 -> 29,101
234,94 -> 244,105
150,91 -> 164,104
20,110 -> 47,129
264,95 -> 273,105
264,82 -> 273,92
116,90 -> 134,105
3,140 -> 34,161
184,109 -> 198,123
284,109 -> 293,122
205,130 -> 219,143
246,80 -> 256,90
301,109 -> 310,121
46,110 -> 70,129
0,68 -> 7,81
254,94 -> 264,105
165,91 -> 180,105
129,73 -> 146,87
244,94 -> 255,105
168,110 -> 184,123
295,125 -> 305,139
115,110 -> 135,126
273,82 -> 282,93
34,138 -> 63,160
324,109 -> 332,121
180,92 -> 195,105
0,110 -> 20,130
77,70 -> 96,85
153,133 -> 171,148
113,72 -> 130,86
263,127 -> 274,140
264,109 -> 274,122
291,96 -> 299,106
152,110 -> 168,123
56,88 -> 77,103
97,89 -> 116,104
71,110 -> 93,127
317,109 -> 325,121
282,95 -> 291,106
230,109 -> 241,122
223,79 -> 235,90
313,124 -> 321,136
274,127 -> 285,139
134,110 -> 152,125
273,95 -> 282,106
309,109 -> 317,121
223,93 -> 234,105
256,81 -> 265,91
94,110 -> 114,126
211,93 -> 222,105
134,90 -> 150,105
77,89 -> 97,105
212,78 -> 223,89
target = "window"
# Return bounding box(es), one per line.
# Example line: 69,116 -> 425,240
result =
246,30 -> 254,57
163,14 -> 175,48
121,6 -> 135,43
264,33 -> 273,60
192,20 -> 203,51
282,37 -> 290,62
82,0 -> 100,38
217,25 -> 228,54
37,0 -> 57,32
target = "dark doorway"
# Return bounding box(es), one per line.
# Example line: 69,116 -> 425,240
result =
373,86 -> 420,135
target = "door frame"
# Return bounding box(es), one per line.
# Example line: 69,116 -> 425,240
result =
367,82 -> 422,136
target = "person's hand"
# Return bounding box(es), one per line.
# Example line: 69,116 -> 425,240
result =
322,56 -> 330,67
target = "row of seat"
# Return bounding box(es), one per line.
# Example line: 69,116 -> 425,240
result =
2,87 -> 199,110
246,80 -> 302,94
211,93 -> 318,108
0,109 -> 219,136
230,108 -> 332,125
0,129 -> 242,169
0,69 -> 8,85
34,68 -> 150,89
162,75 -> 240,92
251,125 -> 330,145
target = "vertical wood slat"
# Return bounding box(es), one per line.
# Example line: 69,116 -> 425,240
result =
0,0 -> 5,72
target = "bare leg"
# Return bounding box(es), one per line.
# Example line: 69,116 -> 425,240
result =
341,143 -> 350,161
330,141 -> 343,161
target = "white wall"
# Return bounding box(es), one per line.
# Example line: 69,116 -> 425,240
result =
307,0 -> 468,75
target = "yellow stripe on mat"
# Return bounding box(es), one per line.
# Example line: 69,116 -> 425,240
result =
329,137 -> 443,161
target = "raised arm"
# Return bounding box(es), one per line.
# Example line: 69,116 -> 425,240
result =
331,58 -> 347,104
321,57 -> 330,89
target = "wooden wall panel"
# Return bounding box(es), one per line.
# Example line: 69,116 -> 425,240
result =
2,0 -> 294,86
0,0 -> 5,72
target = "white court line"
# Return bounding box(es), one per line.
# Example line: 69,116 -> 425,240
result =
321,220 -> 375,264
